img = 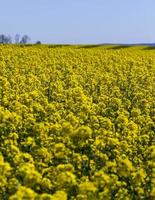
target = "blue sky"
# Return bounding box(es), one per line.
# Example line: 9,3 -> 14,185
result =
0,0 -> 154,44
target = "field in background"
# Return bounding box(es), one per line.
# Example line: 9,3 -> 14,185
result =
0,45 -> 155,199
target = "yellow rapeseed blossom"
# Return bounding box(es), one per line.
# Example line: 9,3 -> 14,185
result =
0,45 -> 154,199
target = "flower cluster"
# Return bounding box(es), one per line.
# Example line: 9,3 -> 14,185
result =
0,45 -> 154,199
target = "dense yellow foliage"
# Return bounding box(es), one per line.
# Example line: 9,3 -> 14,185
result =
0,45 -> 155,199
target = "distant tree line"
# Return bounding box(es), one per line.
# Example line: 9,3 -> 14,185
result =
0,34 -> 41,44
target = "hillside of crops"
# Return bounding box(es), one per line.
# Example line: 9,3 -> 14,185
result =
0,45 -> 155,200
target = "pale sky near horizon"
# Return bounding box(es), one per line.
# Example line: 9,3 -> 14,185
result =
0,0 -> 154,44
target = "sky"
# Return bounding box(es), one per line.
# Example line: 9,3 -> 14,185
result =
0,0 -> 154,44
